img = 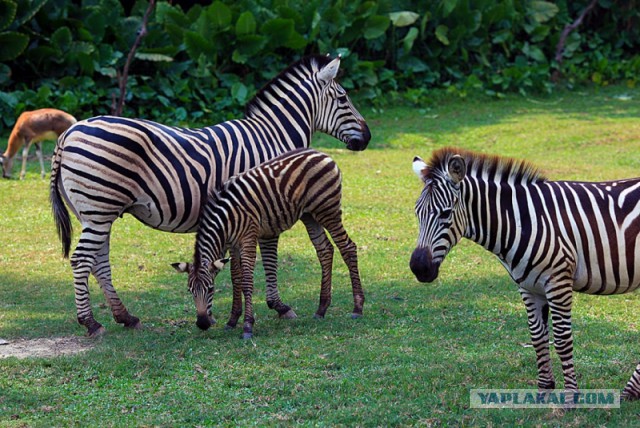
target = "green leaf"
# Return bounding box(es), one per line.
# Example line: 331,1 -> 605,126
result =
51,26 -> 73,53
231,81 -> 248,104
0,90 -> 18,109
364,15 -> 390,40
522,43 -> 546,62
389,11 -> 419,27
528,1 -> 559,23
14,0 -> 47,26
285,31 -> 307,50
0,31 -> 28,61
0,0 -> 17,32
232,34 -> 266,63
435,25 -> 449,45
402,27 -> 419,54
156,2 -> 190,27
260,18 -> 294,48
184,30 -> 214,59
235,11 -> 256,36
441,0 -> 458,17
0,63 -> 10,85
135,53 -> 174,62
206,0 -> 232,30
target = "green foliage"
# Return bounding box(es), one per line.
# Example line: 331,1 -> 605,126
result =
0,0 -> 639,135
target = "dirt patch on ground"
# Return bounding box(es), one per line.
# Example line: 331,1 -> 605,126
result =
0,337 -> 94,359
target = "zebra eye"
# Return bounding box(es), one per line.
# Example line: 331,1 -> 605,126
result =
439,209 -> 452,219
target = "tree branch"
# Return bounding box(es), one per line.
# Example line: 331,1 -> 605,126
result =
112,0 -> 156,116
552,0 -> 598,83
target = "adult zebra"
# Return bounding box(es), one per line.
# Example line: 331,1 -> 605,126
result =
50,55 -> 370,337
409,147 -> 640,399
173,148 -> 363,339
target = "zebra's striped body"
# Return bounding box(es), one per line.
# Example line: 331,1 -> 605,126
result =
50,56 -> 370,336
174,148 -> 364,339
410,147 -> 640,399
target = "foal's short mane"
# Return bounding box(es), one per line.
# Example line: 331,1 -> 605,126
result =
245,55 -> 333,118
428,147 -> 546,184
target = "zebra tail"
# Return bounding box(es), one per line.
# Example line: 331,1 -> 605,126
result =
49,134 -> 72,258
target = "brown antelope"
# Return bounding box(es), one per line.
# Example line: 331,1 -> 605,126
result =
1,108 -> 77,179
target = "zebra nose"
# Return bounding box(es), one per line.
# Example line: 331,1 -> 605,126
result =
346,119 -> 371,151
196,314 -> 212,330
410,247 -> 440,283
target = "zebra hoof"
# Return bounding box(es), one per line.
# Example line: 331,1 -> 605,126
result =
279,309 -> 297,319
224,323 -> 236,330
125,320 -> 143,330
313,313 -> 325,320
242,332 -> 253,340
87,326 -> 106,338
351,313 -> 363,319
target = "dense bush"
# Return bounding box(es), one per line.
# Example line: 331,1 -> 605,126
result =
0,0 -> 638,134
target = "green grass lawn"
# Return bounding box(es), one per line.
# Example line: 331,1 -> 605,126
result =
1,85 -> 640,426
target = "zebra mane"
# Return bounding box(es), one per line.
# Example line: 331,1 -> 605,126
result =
244,55 -> 334,118
427,147 -> 546,184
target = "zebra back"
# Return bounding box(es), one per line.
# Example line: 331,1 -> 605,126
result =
194,148 -> 342,268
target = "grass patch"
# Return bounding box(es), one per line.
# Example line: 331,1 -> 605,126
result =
1,85 -> 640,425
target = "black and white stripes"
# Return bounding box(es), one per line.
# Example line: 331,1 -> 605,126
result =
410,147 -> 640,399
174,148 -> 364,339
50,55 -> 370,336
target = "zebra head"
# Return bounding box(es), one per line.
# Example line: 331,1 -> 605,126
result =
410,153 -> 467,283
314,57 -> 371,151
172,258 -> 230,330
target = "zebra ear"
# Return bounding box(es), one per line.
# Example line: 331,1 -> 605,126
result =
212,257 -> 231,271
317,57 -> 340,86
171,262 -> 191,273
448,155 -> 466,185
413,156 -> 429,182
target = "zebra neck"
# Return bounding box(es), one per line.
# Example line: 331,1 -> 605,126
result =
196,208 -> 230,269
461,177 -> 521,258
244,100 -> 314,150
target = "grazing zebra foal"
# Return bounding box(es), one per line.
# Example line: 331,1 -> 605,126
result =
409,147 -> 640,399
173,148 -> 364,339
50,55 -> 370,336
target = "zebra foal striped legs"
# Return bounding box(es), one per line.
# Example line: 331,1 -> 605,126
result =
410,147 -> 640,399
174,148 -> 364,338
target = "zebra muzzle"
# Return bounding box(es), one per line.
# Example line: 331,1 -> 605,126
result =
409,247 -> 440,283
196,314 -> 212,330
346,120 -> 371,151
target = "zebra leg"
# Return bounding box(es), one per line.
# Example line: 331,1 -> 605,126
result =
71,226 -> 111,336
240,239 -> 258,339
226,249 -> 243,329
622,364 -> 640,400
92,236 -> 140,330
519,289 -> 555,390
301,215 -> 334,319
259,237 -> 296,319
322,219 -> 364,318
548,290 -> 577,391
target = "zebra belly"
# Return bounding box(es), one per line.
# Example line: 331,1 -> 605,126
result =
572,256 -> 640,295
257,214 -> 299,240
125,200 -> 201,233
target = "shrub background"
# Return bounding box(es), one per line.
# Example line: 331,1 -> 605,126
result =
1,0 -> 639,134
